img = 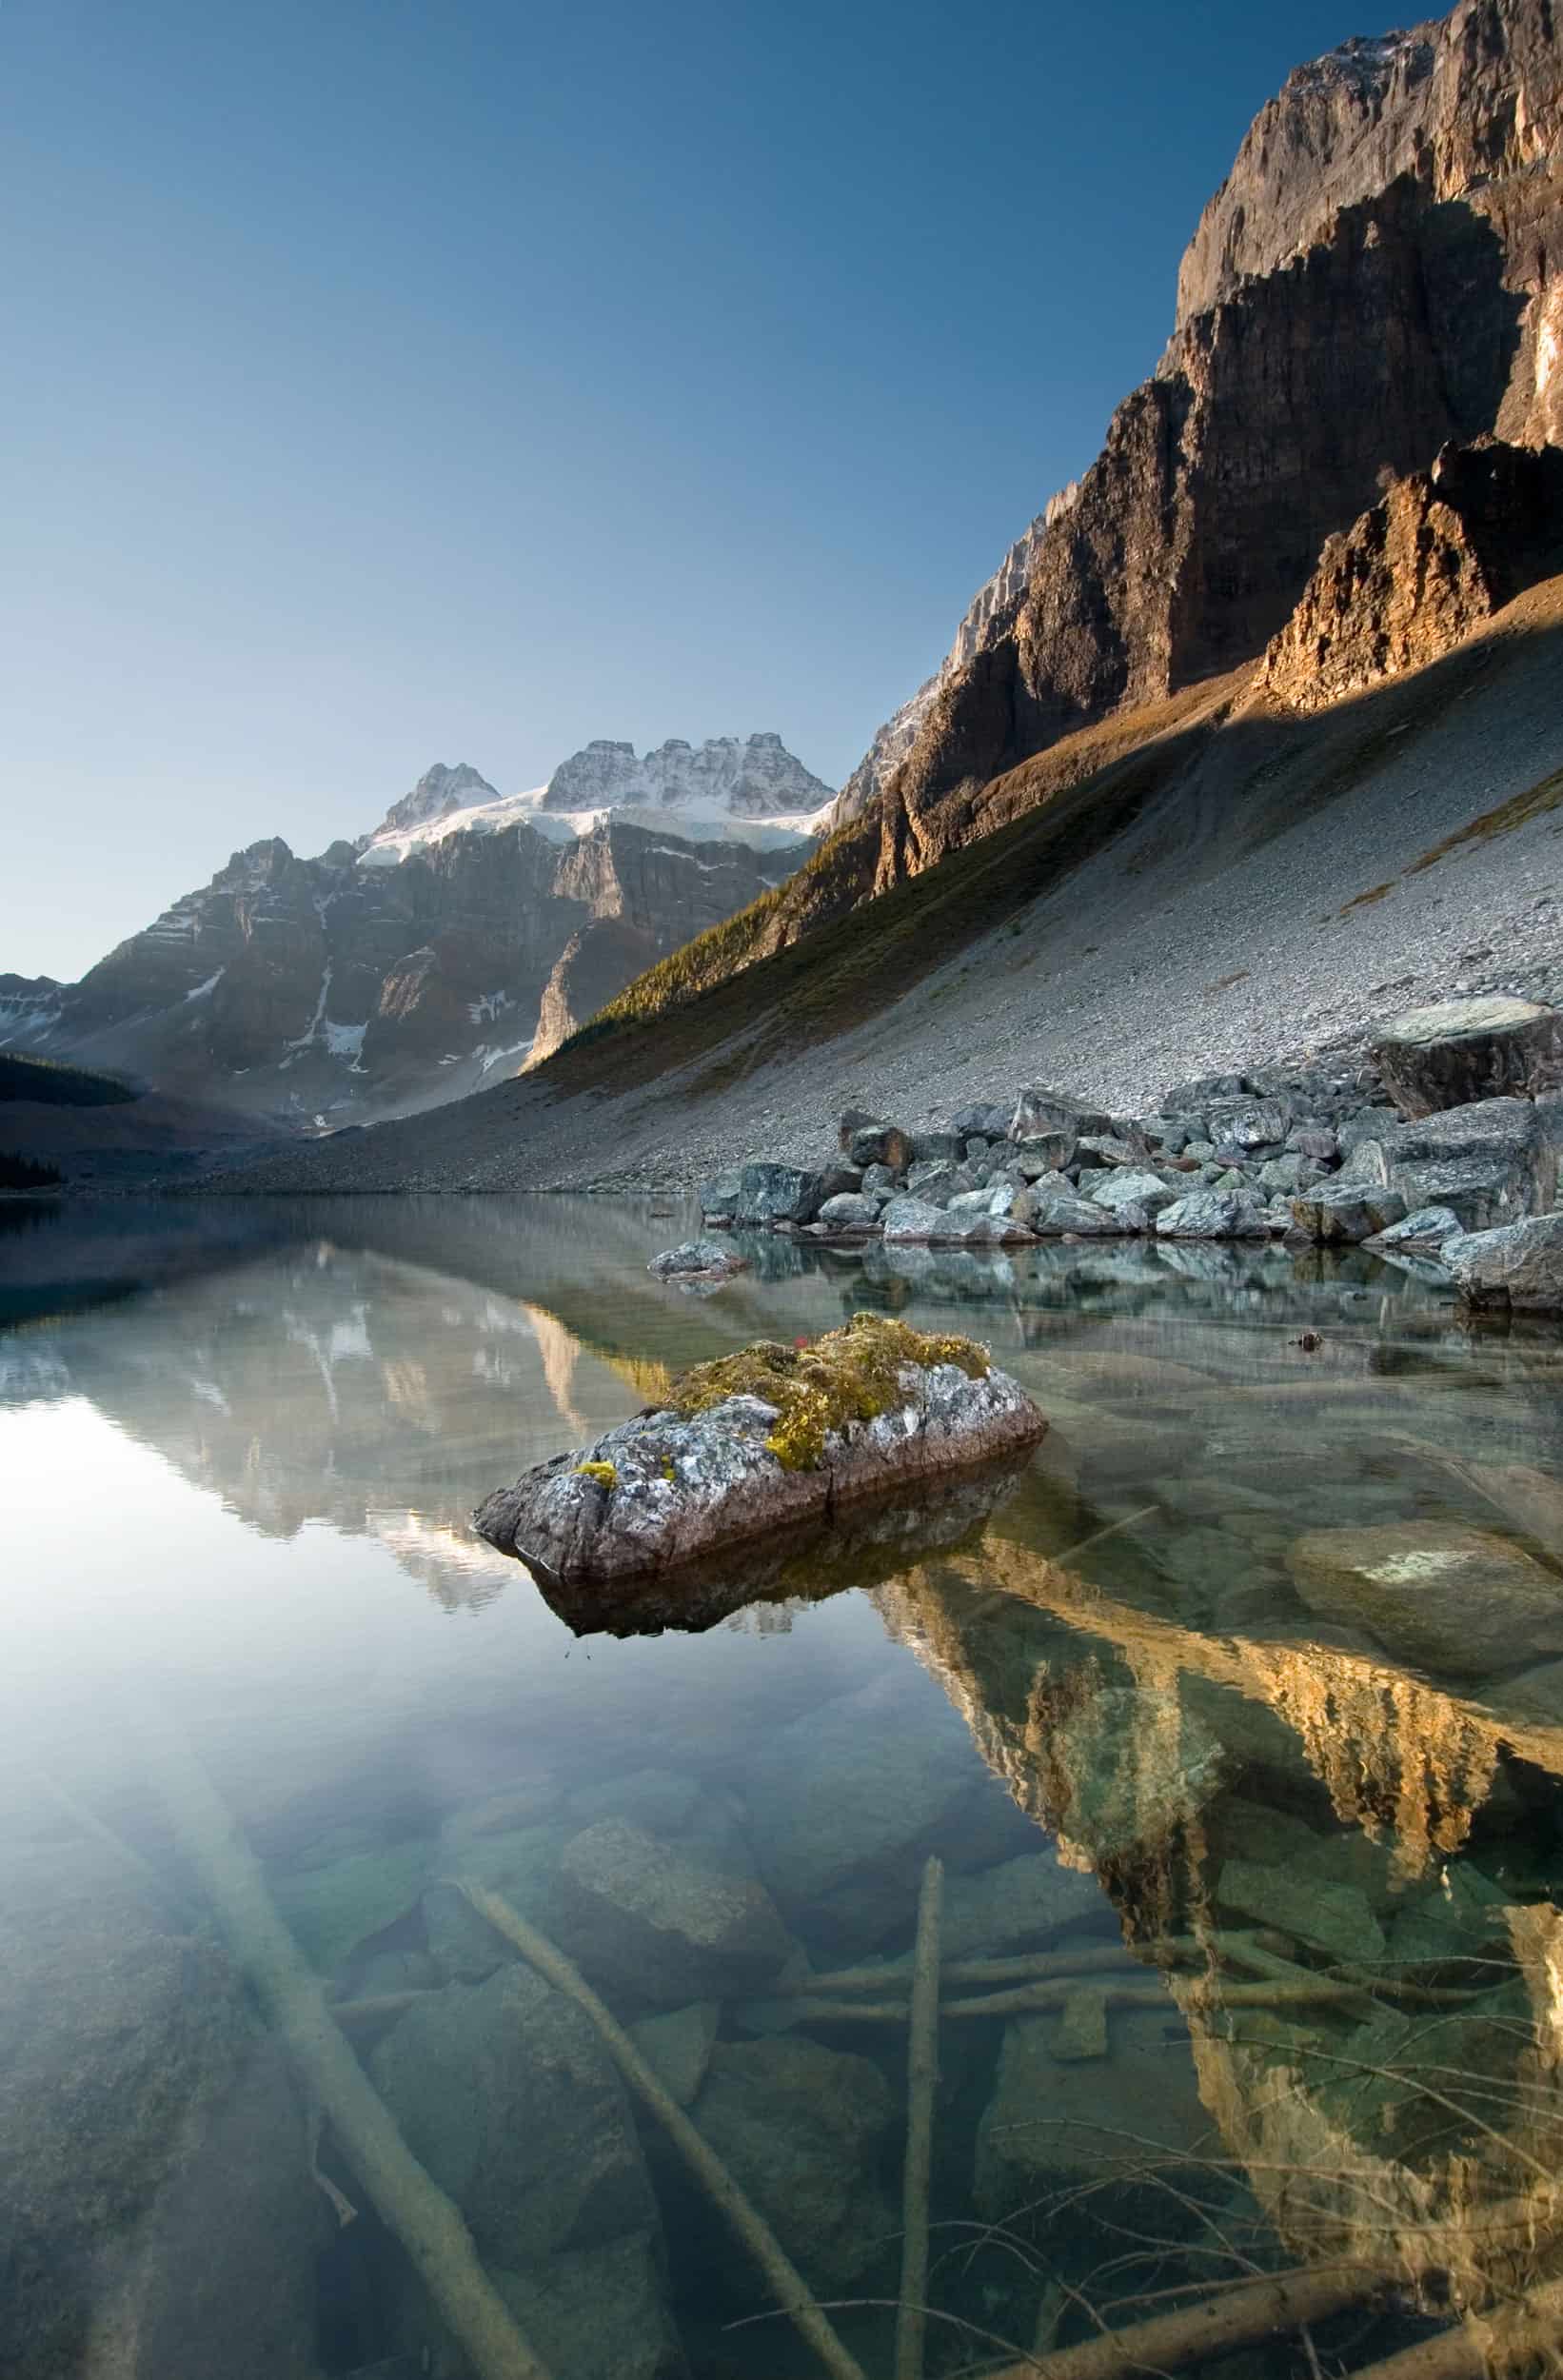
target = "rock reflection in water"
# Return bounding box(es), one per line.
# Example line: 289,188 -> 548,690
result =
878,1521 -> 1563,2341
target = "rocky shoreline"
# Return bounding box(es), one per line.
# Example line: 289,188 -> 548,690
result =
692,998 -> 1563,1315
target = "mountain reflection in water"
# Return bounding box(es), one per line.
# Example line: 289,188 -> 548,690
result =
5,1195 -> 1563,2378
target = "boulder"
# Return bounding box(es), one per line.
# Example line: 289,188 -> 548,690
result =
274,1835 -> 433,1975
1288,1185 -> 1407,1243
951,1100 -> 1013,1139
627,2001 -> 721,2108
1155,1187 -> 1270,1238
1032,1193 -> 1128,1236
1374,996 -> 1563,1118
696,1167 -> 742,1220
908,1130 -> 963,1165
368,1963 -> 658,2265
816,1191 -> 880,1230
738,1675 -> 979,1913
686,2039 -> 896,2289
1287,1520 -> 1563,1679
493,2234 -> 685,2380
1447,1213 -> 1563,1314
733,1161 -> 827,1226
1091,1167 -> 1177,1217
845,1121 -> 912,1172
975,2006 -> 1210,2210
0,1841 -> 324,2380
473,1315 -> 1045,1582
1216,1856 -> 1386,1963
1011,1086 -> 1114,1141
1366,1202 -> 1465,1251
939,1852 -> 1109,1957
904,1159 -> 960,1199
553,1818 -> 795,2005
647,1239 -> 746,1279
1205,1096 -> 1292,1150
1011,1131 -> 1077,1177
880,1195 -> 948,1241
1389,1097 -> 1559,1229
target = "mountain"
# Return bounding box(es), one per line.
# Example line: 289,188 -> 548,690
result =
836,0 -> 1561,854
1,737 -> 828,1124
212,0 -> 1563,1199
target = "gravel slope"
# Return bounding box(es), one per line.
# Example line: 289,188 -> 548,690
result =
226,585 -> 1563,1198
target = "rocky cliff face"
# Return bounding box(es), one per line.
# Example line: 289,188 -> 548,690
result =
1259,436 -> 1563,710
856,0 -> 1560,886
9,767 -> 814,1125
834,484 -> 1080,824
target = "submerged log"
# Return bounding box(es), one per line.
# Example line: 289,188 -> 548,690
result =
474,1313 -> 1045,1587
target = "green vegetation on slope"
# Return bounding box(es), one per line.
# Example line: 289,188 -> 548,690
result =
542,711 -> 1216,1098
0,1052 -> 138,1107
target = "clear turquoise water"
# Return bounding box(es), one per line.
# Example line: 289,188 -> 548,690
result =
4,1195 -> 1563,2380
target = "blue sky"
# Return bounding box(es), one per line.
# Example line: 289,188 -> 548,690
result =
1,0 -> 1405,981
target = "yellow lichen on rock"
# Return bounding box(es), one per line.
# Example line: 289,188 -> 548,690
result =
573,1459 -> 618,1490
666,1312 -> 990,1474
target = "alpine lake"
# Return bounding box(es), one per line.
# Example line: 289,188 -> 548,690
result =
6,1191 -> 1563,2380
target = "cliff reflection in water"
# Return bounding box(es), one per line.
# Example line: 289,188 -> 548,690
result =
877,1497 -> 1563,2328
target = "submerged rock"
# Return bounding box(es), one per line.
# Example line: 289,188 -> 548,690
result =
554,1817 -> 796,2004
685,2038 -> 896,2290
473,1314 -> 1045,1583
368,1962 -> 657,2265
975,2004 -> 1210,2209
0,1841 -> 324,2380
1287,1520 -> 1563,1680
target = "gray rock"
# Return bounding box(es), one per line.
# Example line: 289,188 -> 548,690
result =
1369,1202 -> 1465,1250
976,2006 -> 1211,2209
880,1195 -> 948,1241
474,1343 -> 1044,1582
688,2039 -> 896,2289
739,1676 -> 979,1910
846,1121 -> 911,1171
1206,1097 -> 1292,1149
1012,1131 -> 1077,1177
1375,996 -> 1563,1118
733,1161 -> 827,1226
1217,1857 -> 1386,1963
1156,1187 -> 1269,1238
1289,1185 -> 1407,1243
1256,1151 -> 1313,1195
1390,1096 -> 1560,1229
816,1191 -> 880,1230
494,2234 -> 685,2380
696,1167 -> 742,1220
554,1818 -> 795,2004
1287,1519 -> 1563,1679
1010,1086 -> 1113,1141
1091,1167 -> 1177,1215
940,1853 -> 1108,1957
647,1239 -> 746,1279
0,1840 -> 325,2380
908,1130 -> 963,1164
861,1161 -> 898,1192
950,1101 -> 1013,1139
904,1160 -> 960,1200
1033,1193 -> 1128,1235
369,1964 -> 657,2264
1288,1125 -> 1339,1161
1448,1212 -> 1563,1313
627,2001 -> 722,2107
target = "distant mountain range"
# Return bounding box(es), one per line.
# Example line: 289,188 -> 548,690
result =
0,734 -> 831,1125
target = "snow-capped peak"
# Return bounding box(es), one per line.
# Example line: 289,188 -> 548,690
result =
357,737 -> 835,868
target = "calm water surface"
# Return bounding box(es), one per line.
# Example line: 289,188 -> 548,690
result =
5,1195 -> 1563,2380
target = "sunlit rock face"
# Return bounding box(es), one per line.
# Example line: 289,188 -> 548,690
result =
845,0 -> 1563,892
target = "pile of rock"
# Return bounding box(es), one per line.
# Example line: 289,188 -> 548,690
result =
698,1000 -> 1563,1307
